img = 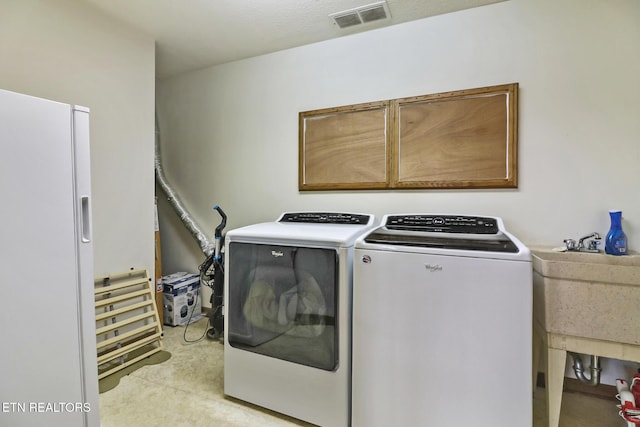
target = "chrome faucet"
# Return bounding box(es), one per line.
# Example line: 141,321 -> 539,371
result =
564,232 -> 602,253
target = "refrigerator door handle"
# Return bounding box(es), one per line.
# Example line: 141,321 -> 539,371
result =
80,195 -> 92,243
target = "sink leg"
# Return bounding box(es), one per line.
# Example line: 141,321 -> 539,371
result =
546,347 -> 566,427
532,327 -> 543,395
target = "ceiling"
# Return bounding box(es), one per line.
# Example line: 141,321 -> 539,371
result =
82,0 -> 506,79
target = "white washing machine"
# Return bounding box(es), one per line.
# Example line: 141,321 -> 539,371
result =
352,214 -> 532,427
224,212 -> 376,427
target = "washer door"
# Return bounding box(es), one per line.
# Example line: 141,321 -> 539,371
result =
227,242 -> 338,371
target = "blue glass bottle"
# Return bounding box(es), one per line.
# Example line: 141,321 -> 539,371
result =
605,210 -> 628,255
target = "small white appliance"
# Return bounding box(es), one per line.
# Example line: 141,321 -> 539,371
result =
352,214 -> 532,427
0,88 -> 100,426
224,212 -> 376,427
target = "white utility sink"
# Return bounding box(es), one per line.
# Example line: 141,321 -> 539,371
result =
531,247 -> 640,427
532,248 -> 640,345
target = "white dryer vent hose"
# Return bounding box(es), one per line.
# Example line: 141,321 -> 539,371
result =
154,114 -> 214,257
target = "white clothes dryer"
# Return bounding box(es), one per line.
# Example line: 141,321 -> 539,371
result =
352,214 -> 532,427
224,212 -> 376,427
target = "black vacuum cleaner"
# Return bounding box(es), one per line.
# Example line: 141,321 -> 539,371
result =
199,205 -> 226,339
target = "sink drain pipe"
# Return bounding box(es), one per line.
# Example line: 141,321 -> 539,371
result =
154,114 -> 214,257
568,352 -> 602,386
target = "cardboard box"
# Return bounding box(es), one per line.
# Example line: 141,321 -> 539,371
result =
162,272 -> 202,326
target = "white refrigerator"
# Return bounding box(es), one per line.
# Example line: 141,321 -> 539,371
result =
0,88 -> 100,426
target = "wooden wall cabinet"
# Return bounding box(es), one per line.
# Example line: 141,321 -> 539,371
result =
299,83 -> 518,191
299,101 -> 391,190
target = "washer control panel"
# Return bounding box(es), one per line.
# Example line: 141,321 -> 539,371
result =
385,215 -> 499,234
279,212 -> 371,225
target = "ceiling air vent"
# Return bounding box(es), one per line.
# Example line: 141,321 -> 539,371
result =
330,1 -> 391,29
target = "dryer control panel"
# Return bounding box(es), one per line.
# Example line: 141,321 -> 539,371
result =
279,212 -> 371,225
385,215 -> 499,234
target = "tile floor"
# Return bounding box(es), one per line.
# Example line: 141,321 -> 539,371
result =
100,318 -> 624,427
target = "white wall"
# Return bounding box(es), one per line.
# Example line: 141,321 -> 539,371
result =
0,0 -> 156,277
156,0 -> 639,384
156,0 -> 640,274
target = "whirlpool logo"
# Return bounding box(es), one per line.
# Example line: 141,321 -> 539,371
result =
271,250 -> 284,258
425,264 -> 443,272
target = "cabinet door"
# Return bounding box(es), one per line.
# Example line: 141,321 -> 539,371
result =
299,102 -> 390,190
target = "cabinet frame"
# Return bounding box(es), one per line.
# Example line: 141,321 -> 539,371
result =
299,83 -> 518,191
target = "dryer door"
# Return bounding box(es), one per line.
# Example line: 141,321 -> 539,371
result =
227,242 -> 338,371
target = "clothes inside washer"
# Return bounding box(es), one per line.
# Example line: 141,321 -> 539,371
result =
242,270 -> 326,338
227,242 -> 338,370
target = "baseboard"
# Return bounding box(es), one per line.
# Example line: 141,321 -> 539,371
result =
536,372 -> 617,401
